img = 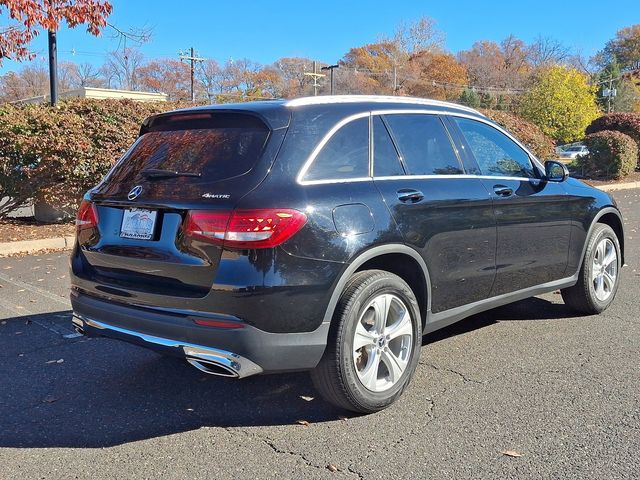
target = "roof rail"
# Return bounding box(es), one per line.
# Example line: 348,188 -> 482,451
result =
285,95 -> 484,116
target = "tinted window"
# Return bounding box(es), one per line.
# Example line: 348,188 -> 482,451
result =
304,117 -> 369,181
383,114 -> 462,175
101,113 -> 270,194
453,117 -> 536,178
373,116 -> 404,176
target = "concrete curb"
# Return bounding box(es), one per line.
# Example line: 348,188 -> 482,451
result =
594,181 -> 640,192
0,236 -> 75,257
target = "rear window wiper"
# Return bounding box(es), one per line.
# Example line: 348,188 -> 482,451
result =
142,168 -> 202,179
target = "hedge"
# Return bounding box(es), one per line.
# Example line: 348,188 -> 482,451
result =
0,99 -> 193,219
579,130 -> 638,179
480,109 -> 556,160
585,112 -> 640,168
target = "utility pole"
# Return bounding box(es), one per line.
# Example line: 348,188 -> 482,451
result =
48,30 -> 58,106
179,47 -> 205,102
321,64 -> 339,95
304,61 -> 325,96
608,75 -> 613,113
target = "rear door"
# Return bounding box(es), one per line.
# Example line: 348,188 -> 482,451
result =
447,115 -> 571,296
372,113 -> 497,314
73,111 -> 284,305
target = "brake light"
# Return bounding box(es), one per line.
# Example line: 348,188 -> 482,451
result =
184,209 -> 307,249
76,200 -> 98,233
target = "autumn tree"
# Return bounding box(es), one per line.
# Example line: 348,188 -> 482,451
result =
527,35 -> 571,68
102,47 -> 143,90
598,24 -> 640,70
274,57 -> 314,97
340,42 -> 399,94
138,59 -> 190,100
0,0 -> 112,62
459,36 -> 530,91
519,65 -> 600,143
197,59 -> 221,101
403,51 -> 468,101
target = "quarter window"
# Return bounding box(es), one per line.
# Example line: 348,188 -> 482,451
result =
383,114 -> 462,176
303,117 -> 369,181
373,116 -> 404,176
453,117 -> 536,178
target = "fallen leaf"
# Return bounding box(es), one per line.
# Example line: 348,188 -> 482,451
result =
327,464 -> 338,472
42,396 -> 58,404
296,420 -> 310,427
501,450 -> 524,457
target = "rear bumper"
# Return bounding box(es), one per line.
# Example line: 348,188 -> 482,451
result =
71,290 -> 329,376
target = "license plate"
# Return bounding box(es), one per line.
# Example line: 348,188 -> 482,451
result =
120,208 -> 157,240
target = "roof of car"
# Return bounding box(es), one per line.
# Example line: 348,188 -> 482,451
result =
149,95 -> 485,131
284,95 -> 484,116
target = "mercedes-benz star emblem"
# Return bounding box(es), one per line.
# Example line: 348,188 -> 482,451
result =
128,185 -> 143,201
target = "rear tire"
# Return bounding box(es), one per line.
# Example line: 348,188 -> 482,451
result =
311,270 -> 422,413
561,223 -> 621,314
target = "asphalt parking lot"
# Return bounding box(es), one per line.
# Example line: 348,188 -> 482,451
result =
0,189 -> 638,480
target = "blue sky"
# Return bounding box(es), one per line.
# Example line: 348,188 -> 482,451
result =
1,0 -> 639,73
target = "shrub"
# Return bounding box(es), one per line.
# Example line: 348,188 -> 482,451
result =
585,112 -> 640,168
480,109 -> 556,159
0,99 -> 193,219
579,130 -> 638,179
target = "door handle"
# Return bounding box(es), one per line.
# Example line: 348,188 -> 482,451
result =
397,189 -> 424,203
493,185 -> 513,197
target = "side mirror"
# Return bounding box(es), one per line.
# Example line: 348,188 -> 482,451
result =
544,160 -> 569,182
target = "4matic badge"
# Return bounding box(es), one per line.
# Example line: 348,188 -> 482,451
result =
202,193 -> 231,199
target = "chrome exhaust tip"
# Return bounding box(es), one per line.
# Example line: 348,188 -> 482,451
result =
72,317 -> 85,336
187,358 -> 239,378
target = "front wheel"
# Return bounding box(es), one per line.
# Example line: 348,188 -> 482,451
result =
561,223 -> 621,314
311,270 -> 422,413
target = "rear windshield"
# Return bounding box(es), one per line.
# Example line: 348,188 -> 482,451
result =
97,113 -> 270,197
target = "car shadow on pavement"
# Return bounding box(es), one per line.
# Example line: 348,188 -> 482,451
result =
424,295 -> 582,345
0,296 -> 579,448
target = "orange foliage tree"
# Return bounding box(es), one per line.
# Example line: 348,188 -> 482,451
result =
0,0 -> 112,62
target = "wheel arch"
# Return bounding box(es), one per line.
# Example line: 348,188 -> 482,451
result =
595,209 -> 625,266
321,244 -> 432,329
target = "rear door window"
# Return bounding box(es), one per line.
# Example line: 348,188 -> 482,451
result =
383,114 -> 462,175
303,117 -> 369,182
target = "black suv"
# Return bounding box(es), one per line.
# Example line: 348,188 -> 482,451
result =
71,96 -> 625,412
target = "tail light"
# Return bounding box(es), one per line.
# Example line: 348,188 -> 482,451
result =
76,200 -> 98,234
184,209 -> 307,249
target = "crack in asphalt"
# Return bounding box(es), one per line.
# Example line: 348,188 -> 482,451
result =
228,427 -> 359,476
423,362 -> 485,384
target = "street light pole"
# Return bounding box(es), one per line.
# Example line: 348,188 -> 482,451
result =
321,64 -> 339,95
48,30 -> 58,106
